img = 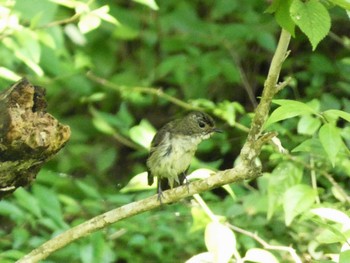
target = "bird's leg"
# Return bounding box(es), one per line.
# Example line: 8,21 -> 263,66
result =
182,171 -> 190,194
157,178 -> 164,204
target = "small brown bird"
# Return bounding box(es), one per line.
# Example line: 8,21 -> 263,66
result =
147,111 -> 220,201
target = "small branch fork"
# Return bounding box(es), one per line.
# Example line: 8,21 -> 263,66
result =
17,30 -> 292,263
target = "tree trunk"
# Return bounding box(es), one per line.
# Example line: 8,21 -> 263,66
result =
0,78 -> 70,199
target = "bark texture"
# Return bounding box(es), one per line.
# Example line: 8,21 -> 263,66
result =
0,78 -> 70,199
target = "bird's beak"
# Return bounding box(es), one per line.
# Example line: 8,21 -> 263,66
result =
213,128 -> 223,133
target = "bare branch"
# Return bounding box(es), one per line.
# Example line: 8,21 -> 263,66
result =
17,164 -> 257,263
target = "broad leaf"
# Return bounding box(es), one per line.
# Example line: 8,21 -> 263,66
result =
340,250 -> 350,263
319,123 -> 342,167
290,0 -> 331,50
283,184 -> 316,226
324,109 -> 350,123
265,99 -> 317,128
129,119 -> 155,149
133,0 -> 159,10
297,114 -> 321,135
275,0 -> 295,36
205,222 -> 236,263
311,208 -> 350,228
120,172 -> 154,193
243,248 -> 279,263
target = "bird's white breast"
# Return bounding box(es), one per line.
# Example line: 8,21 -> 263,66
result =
148,132 -> 206,188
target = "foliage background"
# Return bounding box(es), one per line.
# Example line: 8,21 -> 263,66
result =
0,0 -> 350,262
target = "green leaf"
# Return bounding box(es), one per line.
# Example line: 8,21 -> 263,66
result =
265,99 -> 317,128
129,119 -> 155,148
319,123 -> 342,167
297,114 -> 321,135
0,67 -> 21,81
324,109 -> 350,123
33,185 -> 67,229
268,162 -> 303,220
205,222 -> 236,263
132,0 -> 159,10
290,0 -> 331,50
91,5 -> 120,25
120,172 -> 154,193
292,138 -> 325,155
90,107 -> 117,135
340,250 -> 350,263
14,188 -> 42,218
283,184 -> 316,226
214,101 -> 244,126
190,206 -> 212,232
14,0 -> 58,26
316,228 -> 348,244
0,201 -> 24,219
311,208 -> 350,227
76,180 -> 102,199
243,248 -> 279,263
329,0 -> 350,10
3,30 -> 44,76
78,13 -> 101,34
311,218 -> 349,244
275,0 -> 295,36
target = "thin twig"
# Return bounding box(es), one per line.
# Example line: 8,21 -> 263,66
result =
228,224 -> 303,263
287,155 -> 350,204
276,76 -> 292,93
310,157 -> 321,204
86,71 -> 197,110
112,134 -> 142,150
86,71 -> 250,133
223,41 -> 258,108
192,194 -> 218,222
37,14 -> 81,29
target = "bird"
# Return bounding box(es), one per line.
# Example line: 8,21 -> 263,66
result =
146,111 -> 220,202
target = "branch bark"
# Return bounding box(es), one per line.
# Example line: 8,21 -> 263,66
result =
0,78 -> 70,199
17,29 -> 291,263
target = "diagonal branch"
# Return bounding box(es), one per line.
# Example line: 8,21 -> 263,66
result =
17,29 -> 291,263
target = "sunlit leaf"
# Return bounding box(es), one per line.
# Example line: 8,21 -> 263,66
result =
205,222 -> 236,263
120,172 -> 154,193
91,5 -> 120,25
186,252 -> 214,263
0,67 -> 21,81
133,0 -> 159,10
243,248 -> 279,263
187,168 -> 215,180
78,14 -> 101,34
129,119 -> 155,148
311,208 -> 350,230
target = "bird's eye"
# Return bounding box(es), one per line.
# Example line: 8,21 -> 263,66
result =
198,121 -> 206,128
